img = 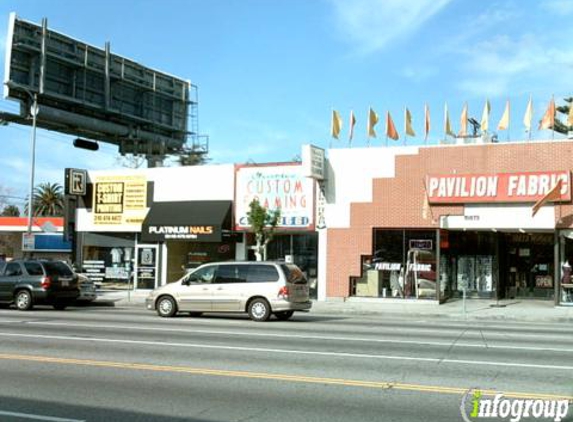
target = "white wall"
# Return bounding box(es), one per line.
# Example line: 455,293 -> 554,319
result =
324,146 -> 420,229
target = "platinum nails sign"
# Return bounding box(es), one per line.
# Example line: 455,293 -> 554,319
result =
426,171 -> 571,204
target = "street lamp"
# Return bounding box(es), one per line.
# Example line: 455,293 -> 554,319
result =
26,93 -> 39,237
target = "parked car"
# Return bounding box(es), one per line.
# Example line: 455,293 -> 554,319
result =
77,274 -> 97,302
146,261 -> 312,321
0,259 -> 80,310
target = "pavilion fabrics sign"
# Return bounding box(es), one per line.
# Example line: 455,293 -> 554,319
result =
235,164 -> 314,230
426,171 -> 571,204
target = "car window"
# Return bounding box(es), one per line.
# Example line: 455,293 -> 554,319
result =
42,261 -> 74,276
214,265 -> 247,284
247,265 -> 280,283
4,262 -> 22,277
281,264 -> 308,284
188,265 -> 216,284
24,262 -> 44,276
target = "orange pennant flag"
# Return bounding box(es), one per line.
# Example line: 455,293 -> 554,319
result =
532,179 -> 563,217
386,111 -> 399,140
424,104 -> 430,142
539,97 -> 555,130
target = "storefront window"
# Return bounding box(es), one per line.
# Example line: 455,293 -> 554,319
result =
266,233 -> 318,299
352,229 -> 437,300
559,231 -> 573,305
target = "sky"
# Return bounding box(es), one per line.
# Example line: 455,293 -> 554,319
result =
1,0 -> 573,208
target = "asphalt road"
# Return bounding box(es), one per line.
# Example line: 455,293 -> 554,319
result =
0,306 -> 571,422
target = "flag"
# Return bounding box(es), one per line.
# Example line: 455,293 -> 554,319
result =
424,104 -> 430,142
331,110 -> 342,139
405,108 -> 416,137
444,103 -> 455,137
480,99 -> 491,132
458,103 -> 468,136
523,96 -> 533,132
367,107 -> 379,138
539,97 -> 555,130
567,101 -> 573,127
349,110 -> 356,142
497,100 -> 510,130
532,179 -> 563,217
386,111 -> 399,140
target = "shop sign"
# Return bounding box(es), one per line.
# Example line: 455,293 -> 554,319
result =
426,171 -> 570,204
93,174 -> 147,226
146,225 -> 216,240
301,144 -> 325,180
235,164 -> 314,230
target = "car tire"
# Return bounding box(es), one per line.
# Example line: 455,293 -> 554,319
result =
248,298 -> 271,322
274,310 -> 294,321
188,312 -> 203,317
15,290 -> 33,311
53,302 -> 68,310
156,296 -> 177,317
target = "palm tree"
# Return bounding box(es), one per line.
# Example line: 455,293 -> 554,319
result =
1,205 -> 20,216
25,182 -> 64,217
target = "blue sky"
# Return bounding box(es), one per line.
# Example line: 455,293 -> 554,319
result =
1,0 -> 573,207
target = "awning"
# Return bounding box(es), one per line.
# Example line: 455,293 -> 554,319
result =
141,200 -> 232,242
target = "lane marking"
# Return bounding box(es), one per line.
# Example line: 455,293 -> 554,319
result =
9,321 -> 573,353
1,331 -> 573,371
0,409 -> 85,421
0,353 -> 570,402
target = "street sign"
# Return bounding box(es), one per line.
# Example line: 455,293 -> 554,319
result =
65,168 -> 87,196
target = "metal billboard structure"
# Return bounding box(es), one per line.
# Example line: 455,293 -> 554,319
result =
2,13 -> 207,161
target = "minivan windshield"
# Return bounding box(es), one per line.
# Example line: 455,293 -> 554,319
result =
281,264 -> 307,284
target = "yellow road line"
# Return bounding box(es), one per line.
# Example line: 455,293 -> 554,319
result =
0,353 -> 570,401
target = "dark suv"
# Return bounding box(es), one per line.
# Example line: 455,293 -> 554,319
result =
0,260 -> 80,310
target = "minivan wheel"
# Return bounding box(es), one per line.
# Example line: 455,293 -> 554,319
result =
248,298 -> 271,322
157,296 -> 177,317
275,310 -> 294,321
15,290 -> 33,311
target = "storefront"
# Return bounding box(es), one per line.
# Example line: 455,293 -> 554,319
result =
322,141 -> 573,306
234,162 -> 319,296
141,200 -> 236,285
74,165 -> 236,289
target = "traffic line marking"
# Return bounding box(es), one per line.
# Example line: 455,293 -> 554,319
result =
0,409 -> 85,421
0,353 -> 569,402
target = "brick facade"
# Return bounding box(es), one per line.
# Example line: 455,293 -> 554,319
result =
326,141 -> 573,298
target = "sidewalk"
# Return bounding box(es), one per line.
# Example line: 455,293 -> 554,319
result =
95,290 -> 573,323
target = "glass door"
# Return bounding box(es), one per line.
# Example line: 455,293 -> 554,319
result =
135,244 -> 159,290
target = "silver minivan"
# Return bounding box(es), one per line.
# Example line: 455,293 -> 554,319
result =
145,261 -> 312,321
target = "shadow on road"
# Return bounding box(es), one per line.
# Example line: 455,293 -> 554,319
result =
0,395 -> 219,422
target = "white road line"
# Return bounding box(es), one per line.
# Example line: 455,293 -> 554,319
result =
0,331 -> 572,371
13,321 -> 573,353
0,409 -> 84,421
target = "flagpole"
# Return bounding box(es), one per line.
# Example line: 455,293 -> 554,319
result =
329,108 -> 333,149
528,95 -> 532,142
404,107 -> 407,146
507,98 -> 510,142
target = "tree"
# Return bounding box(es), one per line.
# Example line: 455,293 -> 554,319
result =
25,182 -> 64,217
246,199 -> 281,261
1,205 -> 20,216
554,97 -> 573,134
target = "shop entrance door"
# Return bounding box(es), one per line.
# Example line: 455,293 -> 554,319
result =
135,245 -> 159,290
